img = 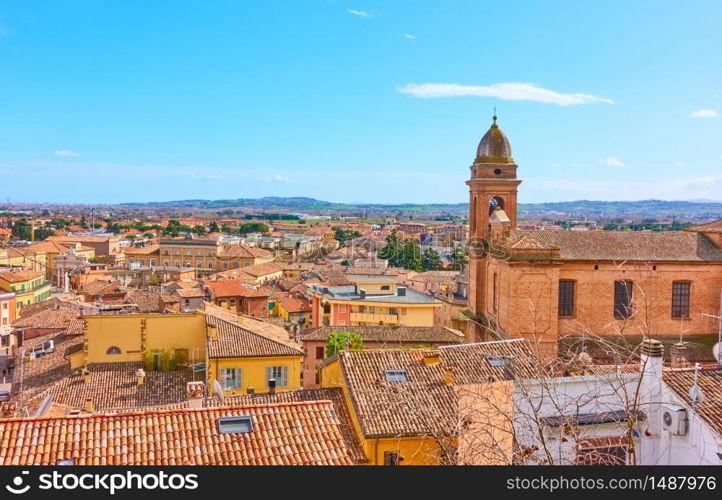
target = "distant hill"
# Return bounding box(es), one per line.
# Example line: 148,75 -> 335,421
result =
120,197 -> 722,219
518,200 -> 722,219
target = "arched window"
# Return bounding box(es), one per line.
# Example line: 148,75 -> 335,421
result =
470,195 -> 478,232
106,346 -> 121,355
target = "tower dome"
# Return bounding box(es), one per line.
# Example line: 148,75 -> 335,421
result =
475,115 -> 513,163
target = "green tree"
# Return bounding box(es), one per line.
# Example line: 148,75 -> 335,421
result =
326,332 -> 363,358
238,222 -> 269,234
421,247 -> 443,271
401,240 -> 423,272
379,230 -> 402,267
192,225 -> 206,236
447,247 -> 468,271
209,221 -> 220,233
332,227 -> 361,246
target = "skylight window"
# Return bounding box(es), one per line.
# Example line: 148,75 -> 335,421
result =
218,415 -> 253,434
485,355 -> 506,367
384,369 -> 409,383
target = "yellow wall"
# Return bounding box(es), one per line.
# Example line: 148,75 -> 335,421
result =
0,275 -> 52,311
84,313 -> 206,363
207,355 -> 302,395
320,356 -> 443,465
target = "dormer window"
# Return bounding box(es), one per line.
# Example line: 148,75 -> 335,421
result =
384,369 -> 409,383
218,415 -> 253,434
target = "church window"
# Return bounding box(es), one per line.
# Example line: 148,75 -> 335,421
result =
492,272 -> 499,314
558,280 -> 575,317
614,281 -> 634,319
671,282 -> 690,318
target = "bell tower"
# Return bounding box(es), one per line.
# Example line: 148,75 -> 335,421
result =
465,115 -> 521,341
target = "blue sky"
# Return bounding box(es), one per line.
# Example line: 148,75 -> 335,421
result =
1,0 -> 721,204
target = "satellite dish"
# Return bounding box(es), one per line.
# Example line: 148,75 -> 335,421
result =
35,394 -> 53,417
712,343 -> 720,363
213,379 -> 225,405
689,386 -> 705,404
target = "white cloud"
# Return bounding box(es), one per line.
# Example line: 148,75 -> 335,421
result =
599,157 -> 626,167
404,34 -> 416,40
524,174 -> 722,202
347,9 -> 372,17
53,150 -> 80,157
262,173 -> 292,183
673,161 -> 685,167
689,109 -> 719,118
397,82 -> 613,106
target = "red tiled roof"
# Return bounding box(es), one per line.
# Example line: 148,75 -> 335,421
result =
664,369 -> 722,436
0,270 -> 44,283
0,400 -> 355,465
278,292 -> 311,314
506,229 -> 722,262
205,279 -> 268,298
204,310 -> 303,359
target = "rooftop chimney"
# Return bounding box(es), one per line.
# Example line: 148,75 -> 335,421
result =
82,368 -> 90,384
444,369 -> 454,386
207,324 -> 219,341
670,342 -> 688,369
397,286 -> 407,297
640,338 -> 664,435
267,378 -> 276,395
84,397 -> 93,413
421,350 -> 441,365
359,289 -> 366,299
187,381 -> 205,409
136,368 -> 146,386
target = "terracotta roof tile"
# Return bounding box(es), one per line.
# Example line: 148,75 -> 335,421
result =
506,230 -> 722,262
0,270 -> 44,283
663,368 -> 722,436
303,325 -> 464,344
217,388 -> 366,463
205,279 -> 268,298
0,400 -> 355,465
204,309 -> 303,359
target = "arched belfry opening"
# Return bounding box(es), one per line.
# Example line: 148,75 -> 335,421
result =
488,196 -> 505,216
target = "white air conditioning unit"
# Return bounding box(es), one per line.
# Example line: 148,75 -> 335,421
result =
662,404 -> 688,436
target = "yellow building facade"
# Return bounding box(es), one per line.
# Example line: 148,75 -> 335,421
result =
320,355 -> 447,465
0,270 -> 52,313
82,311 -> 303,398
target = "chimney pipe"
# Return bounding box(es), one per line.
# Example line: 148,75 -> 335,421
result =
136,368 -> 146,386
186,381 -> 205,409
82,368 -> 90,384
84,397 -> 93,413
268,378 -> 276,395
639,338 -> 664,435
670,342 -> 688,369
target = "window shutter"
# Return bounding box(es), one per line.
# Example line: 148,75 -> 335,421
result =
266,366 -> 272,385
219,368 -> 227,389
235,368 -> 243,389
281,366 -> 288,387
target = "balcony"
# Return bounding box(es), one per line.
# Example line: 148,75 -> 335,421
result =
350,312 -> 399,325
